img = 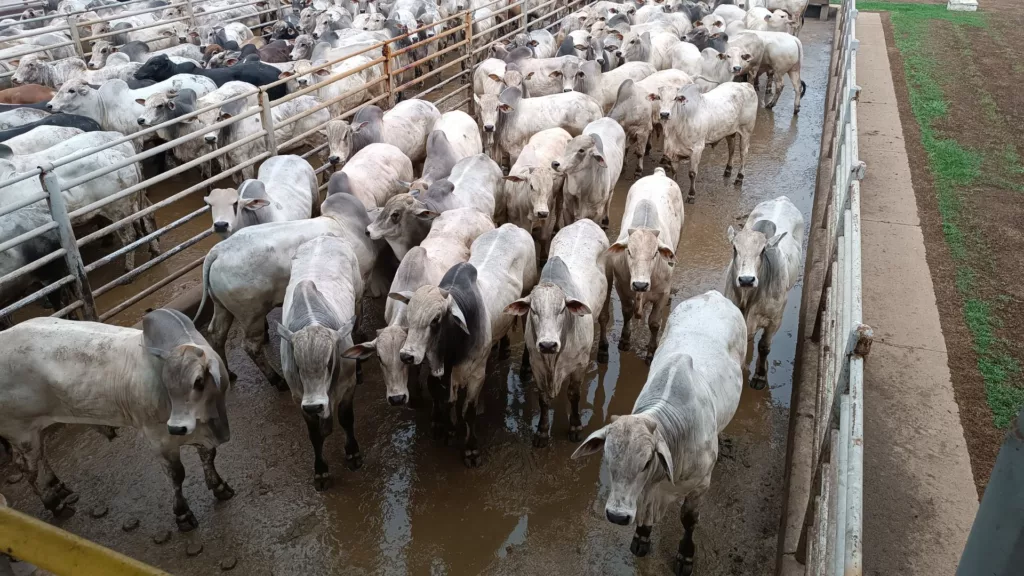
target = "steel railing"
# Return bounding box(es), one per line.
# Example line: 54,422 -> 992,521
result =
795,0 -> 869,575
0,0 -> 591,327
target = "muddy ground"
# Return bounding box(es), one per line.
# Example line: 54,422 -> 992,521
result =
0,21 -> 833,576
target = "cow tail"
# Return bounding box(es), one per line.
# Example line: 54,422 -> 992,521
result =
194,250 -> 216,323
798,40 -> 807,98
800,80 -> 807,97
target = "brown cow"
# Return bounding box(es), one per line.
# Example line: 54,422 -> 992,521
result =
0,84 -> 54,104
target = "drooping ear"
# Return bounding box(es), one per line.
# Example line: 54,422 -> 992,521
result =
145,346 -> 171,359
487,73 -> 502,82
502,175 -> 526,183
341,340 -> 377,360
717,52 -> 727,60
764,14 -> 772,22
766,231 -> 787,248
504,297 -> 530,316
607,240 -> 626,254
388,290 -> 415,303
571,426 -> 608,459
241,198 -> 271,210
448,295 -> 470,335
352,120 -> 369,132
727,225 -> 737,242
658,242 -> 676,266
274,321 -> 294,343
565,298 -> 592,316
206,353 -> 225,391
413,207 -> 439,220
135,98 -> 146,104
473,93 -> 482,106
654,429 -> 675,484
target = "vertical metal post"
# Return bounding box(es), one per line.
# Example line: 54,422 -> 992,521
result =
40,169 -> 97,321
66,15 -> 84,58
383,41 -> 396,109
519,0 -> 527,35
258,90 -> 277,155
464,10 -> 474,115
184,0 -> 197,27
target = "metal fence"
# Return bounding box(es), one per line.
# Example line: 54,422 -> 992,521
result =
0,0 -> 589,327
796,0 -> 869,574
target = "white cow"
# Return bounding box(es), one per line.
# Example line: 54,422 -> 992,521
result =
608,167 -> 684,364
559,58 -> 656,113
607,70 -> 694,178
724,195 -> 804,389
660,82 -> 758,202
505,219 -> 611,447
11,56 -> 140,88
204,155 -> 319,237
504,127 -> 572,260
195,193 -> 379,388
553,117 -> 626,228
572,290 -> 746,574
0,310 -> 233,531
275,236 -> 362,491
343,208 -> 494,410
3,126 -> 84,154
322,100 -> 441,165
326,142 -> 414,210
406,111 -> 483,194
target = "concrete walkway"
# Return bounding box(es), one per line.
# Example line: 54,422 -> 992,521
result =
856,12 -> 978,576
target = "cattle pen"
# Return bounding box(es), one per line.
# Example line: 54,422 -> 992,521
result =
0,1 -> 866,575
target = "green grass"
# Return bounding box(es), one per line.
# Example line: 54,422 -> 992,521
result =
859,2 -> 1024,428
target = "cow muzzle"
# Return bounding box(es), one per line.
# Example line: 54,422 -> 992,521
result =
483,124 -> 495,132
213,221 -> 229,234
302,403 -> 326,415
738,275 -> 756,288
387,394 -> 407,406
660,111 -> 670,120
328,155 -> 340,164
167,424 -> 188,435
538,340 -> 559,354
399,351 -> 415,365
137,117 -> 146,125
632,280 -> 650,292
606,509 -> 632,526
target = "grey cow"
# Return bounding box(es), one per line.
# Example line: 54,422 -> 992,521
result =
505,219 -> 612,447
0,310 -> 232,531
275,236 -> 362,490
572,290 -> 745,575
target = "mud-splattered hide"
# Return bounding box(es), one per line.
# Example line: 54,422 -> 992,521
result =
726,219 -> 786,295
505,256 -> 590,355
365,193 -> 438,259
609,198 -> 676,297
143,309 -> 230,442
572,413 -> 674,525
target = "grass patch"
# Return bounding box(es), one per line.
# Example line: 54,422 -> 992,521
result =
861,2 -> 1024,427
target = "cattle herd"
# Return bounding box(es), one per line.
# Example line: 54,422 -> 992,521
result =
0,0 -> 813,572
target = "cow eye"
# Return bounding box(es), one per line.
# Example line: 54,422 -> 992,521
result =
430,316 -> 441,327
390,211 -> 399,223
577,149 -> 585,155
157,103 -> 164,109
675,96 -> 686,102
193,376 -> 204,391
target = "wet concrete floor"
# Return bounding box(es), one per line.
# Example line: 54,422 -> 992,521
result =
0,21 -> 832,576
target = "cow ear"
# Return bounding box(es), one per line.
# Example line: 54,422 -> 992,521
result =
727,225 -> 737,242
487,73 -> 501,82
274,321 -> 294,343
225,58 -> 239,66
206,353 -> 225,392
565,298 -> 592,316
571,426 -> 608,459
144,346 -> 170,359
448,296 -> 470,335
388,290 -> 414,303
352,121 -> 369,132
0,145 -> 12,160
658,243 -> 676,266
341,340 -> 377,360
242,198 -> 271,210
654,429 -> 675,484
503,297 -> 530,316
766,231 -> 787,248
591,151 -> 606,167
607,240 -> 626,254
717,52 -> 727,60
524,71 -> 535,80
278,70 -> 295,79
503,175 -> 525,183
135,98 -> 146,105
413,208 -> 439,220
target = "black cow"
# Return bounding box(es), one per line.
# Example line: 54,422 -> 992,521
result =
134,54 -> 287,100
0,113 -> 102,142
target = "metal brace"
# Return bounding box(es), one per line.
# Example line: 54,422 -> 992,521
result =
851,38 -> 860,51
851,84 -> 862,101
851,161 -> 867,181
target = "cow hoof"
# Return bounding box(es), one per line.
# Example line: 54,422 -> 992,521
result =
463,449 -> 482,468
345,452 -> 363,471
685,195 -> 696,205
633,169 -> 643,180
213,481 -> 234,501
597,346 -> 609,364
568,426 -> 583,442
229,371 -> 238,383
723,166 -> 732,177
532,432 -> 550,448
673,554 -> 694,576
176,511 -> 198,532
313,473 -> 331,492
600,217 -> 610,229
734,174 -> 745,185
630,533 -> 652,557
55,482 -> 75,501
618,339 -> 630,351
794,108 -> 800,115
750,374 -> 768,390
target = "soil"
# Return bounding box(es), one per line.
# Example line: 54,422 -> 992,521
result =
880,0 -> 1024,494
